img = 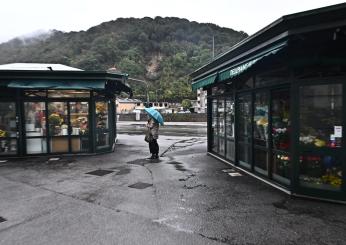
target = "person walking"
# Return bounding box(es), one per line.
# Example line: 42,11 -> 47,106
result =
146,118 -> 160,159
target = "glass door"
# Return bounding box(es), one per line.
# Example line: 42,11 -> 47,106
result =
253,91 -> 270,176
237,93 -> 252,169
218,99 -> 225,156
95,101 -> 111,151
24,102 -> 47,154
70,102 -> 89,153
47,101 -> 90,154
48,102 -> 69,153
225,98 -> 235,161
298,83 -> 344,199
0,102 -> 18,155
211,99 -> 219,153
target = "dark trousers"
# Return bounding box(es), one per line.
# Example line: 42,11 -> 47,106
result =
149,139 -> 159,155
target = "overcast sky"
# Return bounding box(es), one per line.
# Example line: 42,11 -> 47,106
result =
0,0 -> 345,43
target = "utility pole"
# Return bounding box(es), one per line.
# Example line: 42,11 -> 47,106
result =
212,35 -> 215,59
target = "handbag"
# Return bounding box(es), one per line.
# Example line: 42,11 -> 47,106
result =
145,132 -> 153,143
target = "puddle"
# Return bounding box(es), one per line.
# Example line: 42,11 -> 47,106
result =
115,168 -> 131,175
128,182 -> 153,189
127,159 -> 146,166
183,184 -> 206,189
166,161 -> 188,172
85,169 -> 114,176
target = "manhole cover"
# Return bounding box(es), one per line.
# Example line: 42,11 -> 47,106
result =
128,182 -> 153,189
86,170 -> 114,176
0,216 -> 6,223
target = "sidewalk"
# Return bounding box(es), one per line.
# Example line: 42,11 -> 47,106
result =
0,134 -> 345,245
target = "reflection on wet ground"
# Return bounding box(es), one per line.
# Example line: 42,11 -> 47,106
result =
117,123 -> 207,137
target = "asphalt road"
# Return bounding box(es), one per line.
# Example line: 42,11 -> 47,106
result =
0,123 -> 345,245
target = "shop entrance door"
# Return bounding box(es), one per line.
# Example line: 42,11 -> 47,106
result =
47,101 -> 89,154
225,98 -> 235,161
0,102 -> 18,156
95,100 -> 112,152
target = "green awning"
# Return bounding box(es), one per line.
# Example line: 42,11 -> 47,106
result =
191,73 -> 217,91
218,42 -> 287,82
7,80 -> 106,90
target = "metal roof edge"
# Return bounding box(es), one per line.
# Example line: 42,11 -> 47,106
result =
0,70 -> 128,81
190,2 -> 346,79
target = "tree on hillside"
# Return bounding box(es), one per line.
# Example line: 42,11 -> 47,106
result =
0,17 -> 248,101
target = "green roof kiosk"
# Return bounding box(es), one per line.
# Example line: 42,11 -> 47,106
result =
0,64 -> 131,156
190,3 -> 346,203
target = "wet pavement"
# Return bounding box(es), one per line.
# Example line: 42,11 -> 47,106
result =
0,123 -> 345,245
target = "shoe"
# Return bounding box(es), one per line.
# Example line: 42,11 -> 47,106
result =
154,154 -> 159,159
149,154 -> 156,159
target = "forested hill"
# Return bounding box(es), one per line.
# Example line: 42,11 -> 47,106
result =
0,17 -> 248,101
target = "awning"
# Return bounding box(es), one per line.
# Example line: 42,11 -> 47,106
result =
218,42 -> 287,82
191,73 -> 217,91
191,41 -> 287,90
7,80 -> 106,89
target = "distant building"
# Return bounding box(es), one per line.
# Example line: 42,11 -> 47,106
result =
116,98 -> 142,114
196,88 -> 207,113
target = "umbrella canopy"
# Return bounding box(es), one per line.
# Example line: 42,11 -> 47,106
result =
144,107 -> 164,125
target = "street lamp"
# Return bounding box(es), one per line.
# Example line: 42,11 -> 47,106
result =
127,77 -> 149,105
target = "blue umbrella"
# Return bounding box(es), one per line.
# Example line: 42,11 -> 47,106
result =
144,107 -> 164,125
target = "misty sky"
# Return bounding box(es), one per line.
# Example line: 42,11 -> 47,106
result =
0,0 -> 345,43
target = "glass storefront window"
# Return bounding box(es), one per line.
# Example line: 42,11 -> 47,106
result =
72,137 -> 89,152
26,138 -> 47,154
24,90 -> 47,97
238,144 -> 251,168
272,154 -> 290,184
0,102 -> 16,137
48,102 -> 68,136
254,149 -> 268,174
0,102 -> 17,155
24,102 -> 46,136
70,102 -> 89,135
256,67 -> 289,87
50,137 -> 69,153
236,77 -> 254,90
238,94 -> 252,143
96,102 -> 109,130
253,92 -> 269,147
0,139 -> 17,155
272,90 -> 290,151
299,84 -> 342,148
225,99 -> 235,139
299,154 -> 343,191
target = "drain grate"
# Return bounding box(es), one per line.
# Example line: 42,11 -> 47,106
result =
128,182 -> 153,189
86,169 -> 114,176
0,216 -> 6,223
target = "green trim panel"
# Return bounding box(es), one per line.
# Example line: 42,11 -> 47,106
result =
7,80 -> 106,90
218,42 -> 287,82
192,73 -> 217,91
